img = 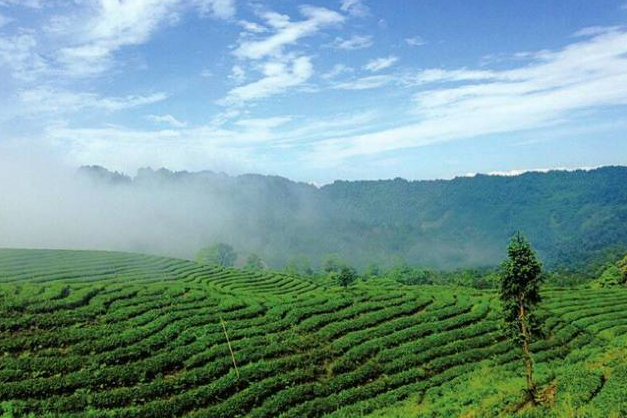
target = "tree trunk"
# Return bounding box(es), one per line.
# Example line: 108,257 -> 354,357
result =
519,301 -> 537,402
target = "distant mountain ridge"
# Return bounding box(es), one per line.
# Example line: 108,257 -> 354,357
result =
78,165 -> 627,271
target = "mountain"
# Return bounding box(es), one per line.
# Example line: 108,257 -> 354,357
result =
78,165 -> 627,271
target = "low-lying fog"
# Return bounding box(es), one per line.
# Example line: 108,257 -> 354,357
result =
0,152 -> 251,260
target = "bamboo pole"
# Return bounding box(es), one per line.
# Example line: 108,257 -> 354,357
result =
220,315 -> 240,379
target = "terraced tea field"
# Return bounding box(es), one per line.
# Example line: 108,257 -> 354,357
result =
0,249 -> 626,417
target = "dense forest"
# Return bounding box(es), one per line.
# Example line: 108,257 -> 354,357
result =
79,165 -> 627,273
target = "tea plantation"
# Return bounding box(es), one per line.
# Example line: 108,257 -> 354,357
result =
0,249 -> 625,417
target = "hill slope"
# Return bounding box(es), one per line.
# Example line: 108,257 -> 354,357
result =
76,165 -> 627,270
1,249 -> 626,417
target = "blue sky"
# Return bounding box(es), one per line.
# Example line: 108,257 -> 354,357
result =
0,0 -> 626,183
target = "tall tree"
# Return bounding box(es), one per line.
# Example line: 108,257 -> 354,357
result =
336,266 -> 357,288
245,253 -> 265,270
363,263 -> 381,280
284,255 -> 314,276
617,255 -> 627,284
322,254 -> 346,274
197,243 -> 237,267
499,232 -> 543,402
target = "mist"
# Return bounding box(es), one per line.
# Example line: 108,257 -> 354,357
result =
0,151 -> 505,270
0,153 -> 253,261
3,149 -> 624,271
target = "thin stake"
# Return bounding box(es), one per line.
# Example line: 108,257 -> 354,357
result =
220,315 -> 240,379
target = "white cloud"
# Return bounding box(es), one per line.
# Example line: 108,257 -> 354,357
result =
331,34 -> 372,50
333,74 -> 393,90
43,125 -> 260,174
573,25 -> 623,37
464,166 -> 600,177
18,87 -> 167,113
340,0 -> 369,17
238,20 -> 266,33
224,6 -> 344,107
404,68 -> 498,85
405,36 -> 426,47
229,65 -> 246,84
147,114 -> 187,128
309,28 -> 627,163
200,69 -> 213,78
56,0 -> 182,77
363,55 -> 398,72
0,12 -> 12,27
234,6 -> 344,60
0,33 -> 49,81
193,0 -> 235,20
272,110 -> 379,145
322,63 -> 353,80
0,0 -> 43,8
219,56 -> 314,105
0,0 -> 236,80
38,109 -> 380,173
234,116 -> 292,130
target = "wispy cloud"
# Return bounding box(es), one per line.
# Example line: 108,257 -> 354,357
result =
310,27 -> 627,163
234,6 -> 343,60
234,116 -> 292,130
0,0 -> 234,80
18,87 -> 168,113
238,19 -> 267,34
0,0 -> 43,9
221,5 -> 344,108
38,109 -> 381,174
57,0 -> 182,77
330,34 -> 373,50
333,74 -> 394,90
194,0 -> 235,20
405,36 -> 426,47
572,25 -> 623,37
0,12 -> 12,27
147,114 -> 187,128
219,56 -> 314,105
0,33 -> 48,81
322,63 -> 353,80
363,55 -> 398,72
340,0 -> 369,17
228,65 -> 246,84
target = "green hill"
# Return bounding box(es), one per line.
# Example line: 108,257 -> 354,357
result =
77,165 -> 627,271
1,249 -> 626,417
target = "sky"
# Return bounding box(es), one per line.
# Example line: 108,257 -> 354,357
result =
0,0 -> 626,183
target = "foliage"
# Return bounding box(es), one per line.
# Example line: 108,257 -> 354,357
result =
284,255 -> 314,276
0,248 -> 626,418
594,265 -> 624,288
555,365 -> 604,407
245,253 -> 265,270
196,243 -> 237,267
499,233 -> 543,342
362,263 -> 381,281
387,262 -> 434,285
499,232 -> 543,400
82,166 -> 627,272
322,254 -> 347,274
591,253 -> 627,288
335,266 -> 358,288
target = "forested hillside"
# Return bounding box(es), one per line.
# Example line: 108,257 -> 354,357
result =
78,166 -> 627,271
